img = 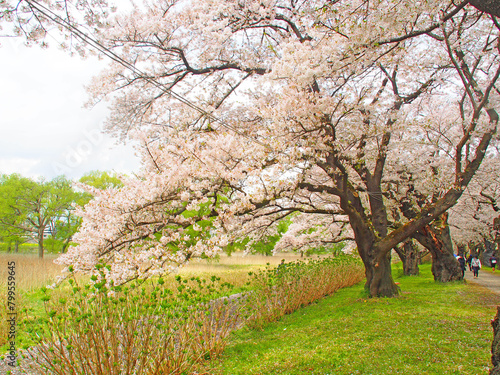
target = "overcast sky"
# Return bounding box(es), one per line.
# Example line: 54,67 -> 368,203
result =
0,36 -> 141,180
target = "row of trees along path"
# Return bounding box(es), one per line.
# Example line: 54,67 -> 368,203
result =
2,0 -> 500,298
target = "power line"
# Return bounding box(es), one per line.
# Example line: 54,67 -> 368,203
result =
24,0 -> 272,149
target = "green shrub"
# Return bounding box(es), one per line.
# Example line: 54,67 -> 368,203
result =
26,255 -> 364,374
27,272 -> 245,375
246,255 -> 364,328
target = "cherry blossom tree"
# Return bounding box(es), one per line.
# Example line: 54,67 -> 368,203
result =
395,171 -> 464,282
450,153 -> 500,258
0,0 -> 111,52
6,0 -> 499,296
394,239 -> 425,276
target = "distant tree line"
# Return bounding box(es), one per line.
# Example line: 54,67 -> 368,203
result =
0,171 -> 122,258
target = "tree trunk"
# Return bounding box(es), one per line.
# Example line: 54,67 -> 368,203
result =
38,228 -> 44,259
491,306 -> 500,375
469,0 -> 500,18
429,245 -> 461,282
413,215 -> 462,282
355,232 -> 399,297
14,241 -> 18,253
494,216 -> 500,248
62,242 -> 69,253
485,239 -> 497,267
365,251 -> 400,297
395,239 -> 420,276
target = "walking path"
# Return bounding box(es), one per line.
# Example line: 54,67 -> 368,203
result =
466,267 -> 500,295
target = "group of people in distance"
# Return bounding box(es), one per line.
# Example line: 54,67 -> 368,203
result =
456,254 -> 498,279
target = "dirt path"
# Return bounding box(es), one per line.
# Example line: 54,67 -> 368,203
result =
0,350 -> 38,375
466,267 -> 500,295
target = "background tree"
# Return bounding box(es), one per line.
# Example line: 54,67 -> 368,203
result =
40,171 -> 125,254
0,175 -> 80,258
394,239 -> 425,277
79,170 -> 124,191
450,155 -> 500,264
0,174 -> 30,252
45,178 -> 89,254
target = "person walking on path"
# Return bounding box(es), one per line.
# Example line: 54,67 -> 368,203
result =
467,254 -> 473,271
458,256 -> 466,278
471,256 -> 482,278
491,255 -> 498,272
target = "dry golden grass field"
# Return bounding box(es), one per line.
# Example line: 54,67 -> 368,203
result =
0,251 -> 309,291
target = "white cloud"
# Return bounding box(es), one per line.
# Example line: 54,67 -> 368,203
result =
0,158 -> 41,177
0,37 -> 141,180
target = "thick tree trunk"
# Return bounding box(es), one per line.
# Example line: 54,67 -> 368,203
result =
395,239 -> 420,276
485,239 -> 497,267
355,232 -> 399,297
364,251 -> 400,297
469,0 -> 500,18
38,242 -> 44,258
491,306 -> 500,375
413,215 -> 462,282
429,246 -> 461,282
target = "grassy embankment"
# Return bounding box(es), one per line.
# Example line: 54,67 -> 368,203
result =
205,263 -> 500,375
0,252 -> 308,351
0,252 -> 498,375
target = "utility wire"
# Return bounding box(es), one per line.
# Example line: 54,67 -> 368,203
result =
24,0 -> 272,149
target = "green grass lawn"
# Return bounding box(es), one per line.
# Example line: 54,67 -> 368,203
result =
204,263 -> 500,375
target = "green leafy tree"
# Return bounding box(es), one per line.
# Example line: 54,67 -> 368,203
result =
45,177 -> 88,254
79,171 -> 124,191
0,174 -> 30,252
0,175 -> 81,258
